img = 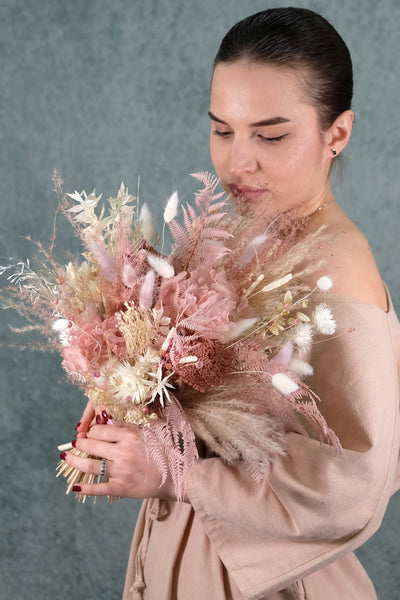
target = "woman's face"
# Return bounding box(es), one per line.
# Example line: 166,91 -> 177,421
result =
209,61 -> 334,218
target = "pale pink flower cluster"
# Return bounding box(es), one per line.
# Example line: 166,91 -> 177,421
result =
159,265 -> 240,340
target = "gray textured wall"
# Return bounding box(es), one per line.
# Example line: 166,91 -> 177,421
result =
0,1 -> 399,598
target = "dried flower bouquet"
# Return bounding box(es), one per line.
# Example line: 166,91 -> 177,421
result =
0,171 -> 339,501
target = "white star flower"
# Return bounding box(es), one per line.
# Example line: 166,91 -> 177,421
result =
147,363 -> 175,407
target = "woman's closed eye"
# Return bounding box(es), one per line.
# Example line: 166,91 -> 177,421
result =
212,129 -> 233,138
257,133 -> 288,143
212,129 -> 288,143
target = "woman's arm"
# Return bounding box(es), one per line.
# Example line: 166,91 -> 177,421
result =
184,299 -> 400,597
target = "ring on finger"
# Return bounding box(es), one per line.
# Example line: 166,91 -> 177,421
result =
100,457 -> 107,478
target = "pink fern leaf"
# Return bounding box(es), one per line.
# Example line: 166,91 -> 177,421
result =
144,395 -> 198,501
199,211 -> 227,225
182,205 -> 194,232
198,226 -> 232,239
207,199 -> 228,213
168,220 -> 189,255
142,425 -> 169,485
190,171 -> 220,194
194,240 -> 230,265
186,204 -> 198,222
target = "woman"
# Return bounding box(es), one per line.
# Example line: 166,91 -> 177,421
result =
64,8 -> 400,599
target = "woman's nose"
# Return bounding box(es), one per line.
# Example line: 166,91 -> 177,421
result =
228,142 -> 258,176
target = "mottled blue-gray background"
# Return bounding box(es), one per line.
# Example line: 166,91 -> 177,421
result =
0,0 -> 399,598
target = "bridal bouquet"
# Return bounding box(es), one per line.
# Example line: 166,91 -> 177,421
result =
0,171 -> 339,501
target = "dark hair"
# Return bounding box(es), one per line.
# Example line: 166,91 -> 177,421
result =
214,7 -> 353,130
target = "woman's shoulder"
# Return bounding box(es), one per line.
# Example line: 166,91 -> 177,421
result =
309,206 -> 388,312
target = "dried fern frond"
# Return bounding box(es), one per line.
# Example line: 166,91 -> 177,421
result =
168,172 -> 232,270
142,395 -> 198,501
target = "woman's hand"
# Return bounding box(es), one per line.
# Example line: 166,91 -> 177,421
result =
63,407 -> 176,501
74,399 -> 96,438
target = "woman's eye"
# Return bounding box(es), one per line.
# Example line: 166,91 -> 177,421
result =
213,129 -> 232,138
258,133 -> 288,143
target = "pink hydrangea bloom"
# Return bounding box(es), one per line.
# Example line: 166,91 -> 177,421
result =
159,265 -> 238,340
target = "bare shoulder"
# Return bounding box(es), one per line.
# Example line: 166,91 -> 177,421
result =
309,207 -> 388,311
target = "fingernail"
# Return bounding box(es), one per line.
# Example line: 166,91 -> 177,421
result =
102,410 -> 108,420
71,439 -> 77,448
96,414 -> 101,424
74,422 -> 81,431
60,451 -> 66,460
72,485 -> 82,492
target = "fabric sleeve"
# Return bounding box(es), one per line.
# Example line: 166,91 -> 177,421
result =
186,300 -> 400,600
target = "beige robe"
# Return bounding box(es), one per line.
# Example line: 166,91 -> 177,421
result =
123,293 -> 400,599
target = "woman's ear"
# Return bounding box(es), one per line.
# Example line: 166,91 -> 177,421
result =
326,109 -> 354,156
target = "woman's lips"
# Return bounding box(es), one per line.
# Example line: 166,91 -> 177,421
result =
229,184 -> 267,201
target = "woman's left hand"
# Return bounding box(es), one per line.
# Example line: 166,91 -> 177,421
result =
62,409 -> 176,501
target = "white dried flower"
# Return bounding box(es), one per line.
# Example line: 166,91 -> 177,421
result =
317,276 -> 333,291
147,253 -> 174,279
293,323 -> 314,353
178,355 -> 198,364
148,362 -> 175,407
289,357 -> 314,377
163,191 -> 179,223
312,303 -> 336,335
271,373 -> 299,395
161,326 -> 176,351
151,308 -> 171,336
52,319 -> 70,332
139,203 -> 154,242
109,350 -> 159,404
52,319 -> 71,346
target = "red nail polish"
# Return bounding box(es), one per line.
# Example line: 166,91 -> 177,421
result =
60,451 -> 66,460
72,485 -> 82,492
102,410 -> 108,420
96,414 -> 101,424
75,422 -> 81,431
71,439 -> 77,448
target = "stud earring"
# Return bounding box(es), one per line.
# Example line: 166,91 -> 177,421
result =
332,148 -> 337,157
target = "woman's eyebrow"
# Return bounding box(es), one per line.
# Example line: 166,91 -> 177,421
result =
250,116 -> 291,127
208,111 -> 290,127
